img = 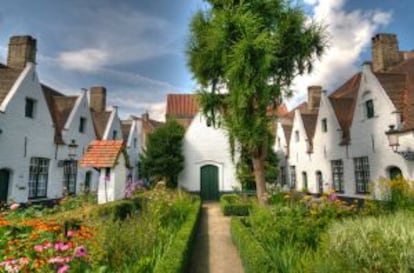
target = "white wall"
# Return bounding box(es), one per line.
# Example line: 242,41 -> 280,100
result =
179,113 -> 240,192
97,154 -> 127,204
103,107 -> 123,141
0,63 -> 55,202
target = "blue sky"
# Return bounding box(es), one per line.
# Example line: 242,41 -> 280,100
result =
0,0 -> 413,120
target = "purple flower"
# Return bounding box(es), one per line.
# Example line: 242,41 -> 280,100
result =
74,246 -> 87,257
57,264 -> 69,273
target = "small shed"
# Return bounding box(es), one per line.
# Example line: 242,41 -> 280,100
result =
80,140 -> 130,204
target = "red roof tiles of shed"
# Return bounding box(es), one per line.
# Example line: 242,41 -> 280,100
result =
80,140 -> 125,168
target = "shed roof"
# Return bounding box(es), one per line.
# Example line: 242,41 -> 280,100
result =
80,140 -> 126,168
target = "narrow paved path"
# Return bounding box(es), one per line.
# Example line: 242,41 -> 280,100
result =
188,202 -> 244,273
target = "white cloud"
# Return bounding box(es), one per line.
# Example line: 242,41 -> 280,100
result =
57,6 -> 180,71
288,0 -> 392,108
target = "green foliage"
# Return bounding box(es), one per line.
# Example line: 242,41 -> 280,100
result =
231,218 -> 276,273
187,0 -> 327,201
140,119 -> 185,188
311,211 -> 414,273
220,194 -> 253,216
153,198 -> 201,273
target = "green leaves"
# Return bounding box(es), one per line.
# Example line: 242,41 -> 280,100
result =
140,119 -> 185,188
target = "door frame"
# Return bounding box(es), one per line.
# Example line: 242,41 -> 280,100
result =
0,169 -> 11,203
200,163 -> 220,201
316,171 -> 323,194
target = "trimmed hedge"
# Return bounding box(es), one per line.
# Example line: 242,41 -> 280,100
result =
153,197 -> 201,273
231,218 -> 276,273
221,194 -> 252,216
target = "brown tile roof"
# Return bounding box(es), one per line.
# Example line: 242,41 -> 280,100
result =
121,121 -> 132,142
374,72 -> 407,113
91,111 -> 112,140
80,140 -> 126,168
387,58 -> 414,131
41,84 -> 78,144
301,113 -> 318,152
329,73 -> 361,144
0,64 -> 23,107
166,94 -> 199,118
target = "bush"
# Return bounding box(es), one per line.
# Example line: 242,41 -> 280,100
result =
231,218 -> 276,273
311,211 -> 414,273
153,197 -> 201,273
220,194 -> 252,216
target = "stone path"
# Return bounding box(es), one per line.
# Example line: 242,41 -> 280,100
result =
188,202 -> 244,273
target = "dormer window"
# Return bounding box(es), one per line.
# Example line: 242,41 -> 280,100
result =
295,130 -> 299,142
322,118 -> 327,132
79,117 -> 86,133
365,99 -> 374,119
25,98 -> 36,118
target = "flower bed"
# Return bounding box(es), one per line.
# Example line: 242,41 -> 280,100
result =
0,188 -> 200,272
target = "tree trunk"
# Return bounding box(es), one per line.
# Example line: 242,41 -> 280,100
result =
252,156 -> 267,205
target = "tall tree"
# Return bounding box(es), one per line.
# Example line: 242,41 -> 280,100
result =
187,0 -> 326,204
140,119 -> 185,188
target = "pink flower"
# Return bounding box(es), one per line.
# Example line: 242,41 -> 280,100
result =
43,242 -> 52,249
34,245 -> 43,252
329,192 -> 338,201
66,230 -> 74,237
57,264 -> 69,273
19,257 -> 29,265
54,242 -> 70,251
48,256 -> 64,264
74,246 -> 87,257
9,203 -> 19,210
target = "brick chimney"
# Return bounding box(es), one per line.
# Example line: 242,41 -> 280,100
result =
372,33 -> 403,72
307,86 -> 322,112
7,35 -> 37,69
89,86 -> 107,112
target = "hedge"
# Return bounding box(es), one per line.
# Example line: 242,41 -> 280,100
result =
231,218 -> 276,273
220,194 -> 252,216
153,197 -> 201,273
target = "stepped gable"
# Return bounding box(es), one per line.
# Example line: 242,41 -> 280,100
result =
41,84 -> 78,144
0,63 -> 23,107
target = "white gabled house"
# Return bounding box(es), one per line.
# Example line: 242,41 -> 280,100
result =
121,116 -> 142,181
0,36 -> 56,203
277,33 -> 414,199
166,94 -> 240,200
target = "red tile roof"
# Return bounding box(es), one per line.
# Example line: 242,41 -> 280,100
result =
80,140 -> 126,168
166,94 -> 199,118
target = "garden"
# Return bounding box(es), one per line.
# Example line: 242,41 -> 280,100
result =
229,176 -> 414,273
0,185 -> 200,273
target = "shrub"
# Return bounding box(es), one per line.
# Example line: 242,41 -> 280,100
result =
231,218 -> 276,273
153,197 -> 201,273
220,194 -> 252,216
312,211 -> 414,273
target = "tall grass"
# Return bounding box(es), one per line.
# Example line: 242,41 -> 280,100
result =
311,211 -> 414,273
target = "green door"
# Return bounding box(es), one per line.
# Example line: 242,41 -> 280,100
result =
200,165 -> 219,201
0,170 -> 10,203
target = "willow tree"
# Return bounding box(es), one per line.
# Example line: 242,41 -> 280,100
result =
187,0 -> 326,204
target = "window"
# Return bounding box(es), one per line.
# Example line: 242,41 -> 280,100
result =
279,167 -> 287,186
295,130 -> 299,142
331,160 -> 344,193
28,157 -> 49,199
112,130 -> 118,140
322,118 -> 327,132
354,156 -> 370,193
79,117 -> 86,133
290,166 -> 296,189
277,137 -> 281,148
63,160 -> 77,195
365,99 -> 374,119
302,172 -> 308,190
25,98 -> 36,118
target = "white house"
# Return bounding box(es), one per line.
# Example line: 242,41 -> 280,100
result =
166,94 -> 240,200
42,85 -> 99,196
80,140 -> 129,204
276,33 -> 414,199
0,36 -> 56,203
121,116 -> 142,181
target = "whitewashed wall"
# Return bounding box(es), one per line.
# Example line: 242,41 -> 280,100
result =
0,63 -> 55,202
179,113 -> 240,192
97,154 -> 127,204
